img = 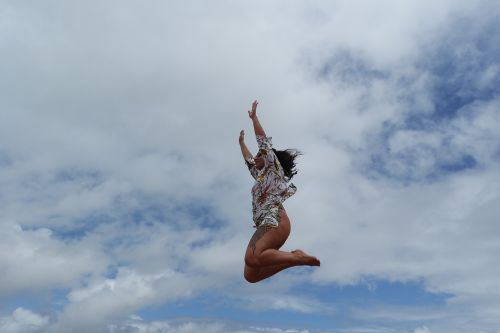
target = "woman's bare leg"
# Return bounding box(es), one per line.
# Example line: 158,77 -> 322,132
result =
245,207 -> 292,267
243,207 -> 320,282
254,247 -> 320,266
244,250 -> 319,283
244,261 -> 296,283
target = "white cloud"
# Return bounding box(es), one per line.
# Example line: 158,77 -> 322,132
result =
352,305 -> 447,322
47,268 -> 199,333
0,308 -> 49,333
243,292 -> 334,314
107,317 -> 309,333
108,319 -> 225,333
0,223 -> 106,297
413,326 -> 431,333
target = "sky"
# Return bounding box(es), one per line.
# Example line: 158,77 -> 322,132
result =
1,0 -> 500,332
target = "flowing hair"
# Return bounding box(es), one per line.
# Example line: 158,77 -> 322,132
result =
272,148 -> 303,180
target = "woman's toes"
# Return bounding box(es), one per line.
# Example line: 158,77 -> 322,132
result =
291,249 -> 305,256
292,250 -> 320,266
312,257 -> 321,266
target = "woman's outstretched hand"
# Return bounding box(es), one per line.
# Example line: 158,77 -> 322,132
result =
239,129 -> 245,144
248,100 -> 258,119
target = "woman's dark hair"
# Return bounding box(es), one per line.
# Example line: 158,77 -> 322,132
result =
272,148 -> 303,180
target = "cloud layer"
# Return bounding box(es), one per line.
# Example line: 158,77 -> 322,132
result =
1,1 -> 500,332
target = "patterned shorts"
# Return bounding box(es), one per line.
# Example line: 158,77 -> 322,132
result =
254,204 -> 284,229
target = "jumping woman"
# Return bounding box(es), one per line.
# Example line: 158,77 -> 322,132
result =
239,100 -> 320,283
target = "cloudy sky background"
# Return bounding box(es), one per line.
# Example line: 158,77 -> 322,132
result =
1,0 -> 500,332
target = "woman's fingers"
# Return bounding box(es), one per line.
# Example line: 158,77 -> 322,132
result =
252,101 -> 258,113
247,100 -> 258,119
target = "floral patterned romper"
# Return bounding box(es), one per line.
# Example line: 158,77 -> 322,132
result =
244,135 -> 297,229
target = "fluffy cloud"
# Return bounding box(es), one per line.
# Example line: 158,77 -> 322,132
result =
0,308 -> 49,333
1,1 -> 500,333
47,268 -> 201,333
0,223 -> 106,297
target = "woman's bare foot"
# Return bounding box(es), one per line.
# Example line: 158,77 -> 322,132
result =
292,249 -> 320,266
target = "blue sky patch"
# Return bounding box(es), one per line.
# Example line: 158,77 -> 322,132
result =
132,279 -> 450,332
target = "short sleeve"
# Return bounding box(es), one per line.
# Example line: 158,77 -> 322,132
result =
244,156 -> 259,180
256,135 -> 278,169
256,135 -> 273,152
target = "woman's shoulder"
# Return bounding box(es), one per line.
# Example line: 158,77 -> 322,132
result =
256,135 -> 273,151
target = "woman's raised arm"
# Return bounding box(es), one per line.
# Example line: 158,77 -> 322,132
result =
239,130 -> 253,161
248,100 -> 266,138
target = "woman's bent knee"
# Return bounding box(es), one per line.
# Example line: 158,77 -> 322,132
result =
245,253 -> 260,268
244,265 -> 260,283
244,271 -> 259,283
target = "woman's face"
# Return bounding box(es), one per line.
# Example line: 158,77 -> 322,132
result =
254,151 -> 265,170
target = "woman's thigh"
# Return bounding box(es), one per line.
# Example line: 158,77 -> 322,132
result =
245,207 -> 291,261
278,205 -> 291,239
